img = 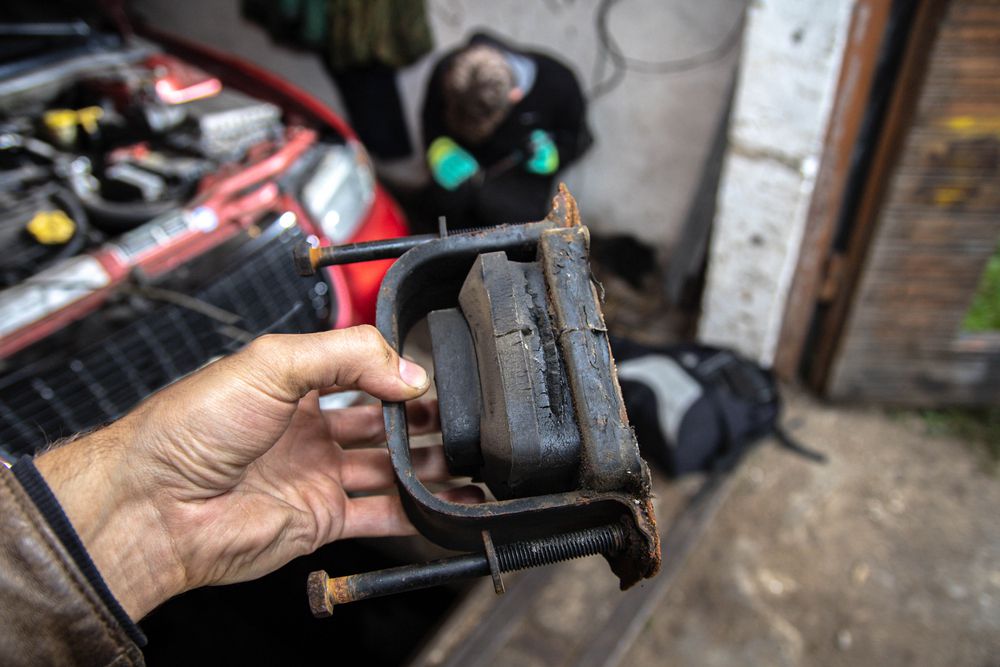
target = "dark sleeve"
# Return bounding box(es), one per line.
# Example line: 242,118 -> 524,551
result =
0,461 -> 146,666
421,56 -> 452,152
544,58 -> 593,167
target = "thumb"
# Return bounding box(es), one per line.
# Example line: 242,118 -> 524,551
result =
232,326 -> 429,404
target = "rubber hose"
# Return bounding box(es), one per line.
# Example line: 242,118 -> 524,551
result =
74,184 -> 179,230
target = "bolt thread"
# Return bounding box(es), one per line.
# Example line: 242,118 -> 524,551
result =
495,524 -> 627,572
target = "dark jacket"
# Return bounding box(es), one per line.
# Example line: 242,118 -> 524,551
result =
0,463 -> 144,666
422,32 -> 592,170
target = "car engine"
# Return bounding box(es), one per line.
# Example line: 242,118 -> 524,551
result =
0,39 -> 376,462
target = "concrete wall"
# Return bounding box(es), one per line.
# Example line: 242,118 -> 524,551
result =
131,0 -> 742,248
697,0 -> 855,365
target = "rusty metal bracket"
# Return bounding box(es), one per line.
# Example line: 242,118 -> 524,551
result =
301,187 -> 660,613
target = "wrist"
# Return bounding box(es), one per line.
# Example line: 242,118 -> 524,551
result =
35,422 -> 186,620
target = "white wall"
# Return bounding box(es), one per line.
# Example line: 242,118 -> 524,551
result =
131,0 -> 742,249
697,0 -> 855,365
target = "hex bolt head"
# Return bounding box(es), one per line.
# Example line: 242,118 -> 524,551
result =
307,570 -> 334,617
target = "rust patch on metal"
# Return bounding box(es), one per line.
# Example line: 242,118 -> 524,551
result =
603,494 -> 661,589
307,570 -> 333,617
546,183 -> 582,228
482,530 -> 506,595
308,569 -> 368,617
327,574 -> 356,605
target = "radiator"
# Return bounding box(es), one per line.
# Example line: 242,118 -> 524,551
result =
0,219 -> 331,459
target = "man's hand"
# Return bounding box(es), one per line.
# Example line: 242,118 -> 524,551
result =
35,326 -> 480,620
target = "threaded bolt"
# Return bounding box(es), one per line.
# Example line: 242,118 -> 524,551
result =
308,523 -> 628,616
495,524 -> 627,572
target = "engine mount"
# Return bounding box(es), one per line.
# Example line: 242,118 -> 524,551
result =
296,186 -> 660,614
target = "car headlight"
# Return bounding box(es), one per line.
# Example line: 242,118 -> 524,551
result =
301,140 -> 376,244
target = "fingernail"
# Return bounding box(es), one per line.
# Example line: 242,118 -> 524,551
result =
399,358 -> 428,389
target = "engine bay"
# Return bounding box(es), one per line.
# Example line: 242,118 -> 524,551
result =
0,49 -> 286,287
0,34 -> 386,461
0,31 -> 387,353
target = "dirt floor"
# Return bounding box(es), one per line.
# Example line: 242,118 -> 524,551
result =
622,389 -> 1000,667
405,319 -> 999,667
410,388 -> 999,667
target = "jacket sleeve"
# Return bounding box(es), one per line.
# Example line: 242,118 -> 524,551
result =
546,58 -> 593,168
421,57 -> 451,152
0,464 -> 145,666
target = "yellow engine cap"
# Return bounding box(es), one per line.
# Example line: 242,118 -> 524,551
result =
43,108 -> 78,129
27,209 -> 76,245
43,109 -> 79,146
77,106 -> 104,134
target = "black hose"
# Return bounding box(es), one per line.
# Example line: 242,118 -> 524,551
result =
0,183 -> 90,285
74,186 -> 179,230
4,132 -> 178,229
45,183 -> 89,261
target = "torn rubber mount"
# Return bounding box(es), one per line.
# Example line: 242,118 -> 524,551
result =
376,190 -> 660,590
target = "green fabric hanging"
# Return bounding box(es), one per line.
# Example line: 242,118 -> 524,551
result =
243,0 -> 433,70
326,0 -> 433,70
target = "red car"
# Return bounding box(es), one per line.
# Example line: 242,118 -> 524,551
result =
0,8 -> 408,462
